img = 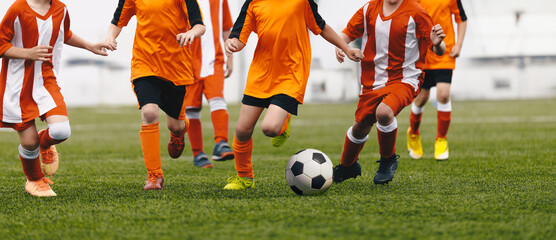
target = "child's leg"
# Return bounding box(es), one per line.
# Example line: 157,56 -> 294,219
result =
261,105 -> 289,137
208,97 -> 230,143
376,103 -> 397,159
436,83 -> 451,139
233,104 -> 264,178
186,108 -> 204,156
140,103 -> 162,174
18,124 -> 43,181
39,115 -> 71,149
409,89 -> 429,135
340,119 -> 372,167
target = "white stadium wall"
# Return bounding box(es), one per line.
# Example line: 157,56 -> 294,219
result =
0,0 -> 555,106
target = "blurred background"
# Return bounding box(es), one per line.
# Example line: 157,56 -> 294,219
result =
1,0 -> 555,106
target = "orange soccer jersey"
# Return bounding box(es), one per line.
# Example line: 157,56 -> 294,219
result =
417,0 -> 467,69
230,0 -> 326,104
111,0 -> 204,86
0,0 -> 72,124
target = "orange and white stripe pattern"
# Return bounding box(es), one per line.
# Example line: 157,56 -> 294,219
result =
344,0 -> 434,93
0,0 -> 72,124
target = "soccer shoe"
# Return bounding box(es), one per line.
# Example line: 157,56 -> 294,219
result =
38,130 -> 60,177
270,115 -> 291,148
143,171 -> 164,190
435,138 -> 449,160
167,133 -> 185,159
332,162 -> 362,183
373,155 -> 399,185
406,127 -> 423,159
223,176 -> 254,190
25,178 -> 56,197
212,141 -> 234,161
193,152 -> 214,168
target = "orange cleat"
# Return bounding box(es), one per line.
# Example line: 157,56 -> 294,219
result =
25,178 -> 56,197
39,129 -> 60,177
167,134 -> 185,159
144,171 -> 164,190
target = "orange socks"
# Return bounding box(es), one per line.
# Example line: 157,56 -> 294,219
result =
211,109 -> 229,143
409,112 -> 422,135
140,122 -> 162,175
233,137 -> 254,178
340,134 -> 366,167
20,154 -> 44,181
38,129 -> 65,150
278,114 -> 291,135
187,118 -> 204,156
437,111 -> 451,139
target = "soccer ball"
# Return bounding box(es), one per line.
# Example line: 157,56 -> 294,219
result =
285,149 -> 333,196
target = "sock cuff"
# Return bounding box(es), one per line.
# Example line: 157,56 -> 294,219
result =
233,137 -> 252,150
209,98 -> 228,112
141,122 -> 159,132
186,109 -> 201,119
19,145 -> 39,159
347,126 -> 368,144
411,103 -> 424,115
437,100 -> 452,112
376,118 -> 398,133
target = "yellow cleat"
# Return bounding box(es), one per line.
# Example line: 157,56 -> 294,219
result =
271,114 -> 291,147
435,138 -> 449,160
224,176 -> 254,190
25,178 -> 56,197
406,127 -> 423,159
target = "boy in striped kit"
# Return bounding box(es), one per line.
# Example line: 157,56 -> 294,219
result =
333,0 -> 446,185
0,0 -> 111,197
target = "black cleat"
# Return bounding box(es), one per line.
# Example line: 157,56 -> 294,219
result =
333,162 -> 362,183
373,154 -> 399,184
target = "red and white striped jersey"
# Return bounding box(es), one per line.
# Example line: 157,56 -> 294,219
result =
343,0 -> 434,93
192,0 -> 233,79
0,0 -> 72,123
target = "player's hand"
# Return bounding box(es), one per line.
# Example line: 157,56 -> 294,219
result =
345,48 -> 364,62
177,32 -> 196,47
26,45 -> 53,61
225,39 -> 238,57
90,42 -> 112,56
103,38 -> 118,51
335,47 -> 346,63
225,54 -> 233,78
449,44 -> 462,58
430,24 -> 446,46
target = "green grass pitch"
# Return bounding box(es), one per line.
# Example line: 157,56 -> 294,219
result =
0,99 -> 554,239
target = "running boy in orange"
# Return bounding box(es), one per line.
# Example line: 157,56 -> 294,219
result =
407,0 -> 467,160
223,0 -> 364,190
106,0 -> 205,190
186,0 -> 235,168
0,0 -> 111,197
332,0 -> 446,185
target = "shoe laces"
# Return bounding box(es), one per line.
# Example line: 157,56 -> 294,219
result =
147,171 -> 162,183
42,149 -> 59,164
37,178 -> 53,190
169,136 -> 185,151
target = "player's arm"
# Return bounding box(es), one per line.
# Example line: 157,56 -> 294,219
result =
334,32 -> 356,63
430,24 -> 446,56
450,20 -> 467,58
103,24 -> 122,51
1,46 -> 53,61
223,28 -> 233,78
65,34 -> 112,56
177,24 -> 206,47
320,24 -> 363,63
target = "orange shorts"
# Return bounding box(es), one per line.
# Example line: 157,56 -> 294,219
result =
186,65 -> 225,109
0,103 -> 67,131
355,82 -> 418,124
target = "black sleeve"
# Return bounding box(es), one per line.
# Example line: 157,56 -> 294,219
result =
111,0 -> 126,26
185,0 -> 204,26
229,0 -> 254,39
307,0 -> 326,31
456,0 -> 468,21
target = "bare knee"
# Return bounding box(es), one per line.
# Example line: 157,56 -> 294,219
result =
261,122 -> 281,137
20,138 -> 39,150
235,124 -> 254,141
141,104 -> 159,124
376,106 -> 394,126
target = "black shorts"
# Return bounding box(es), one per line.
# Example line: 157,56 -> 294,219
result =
421,69 -> 453,89
242,94 -> 300,115
133,76 -> 186,119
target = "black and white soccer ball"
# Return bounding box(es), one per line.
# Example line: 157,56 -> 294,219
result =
285,149 -> 333,195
